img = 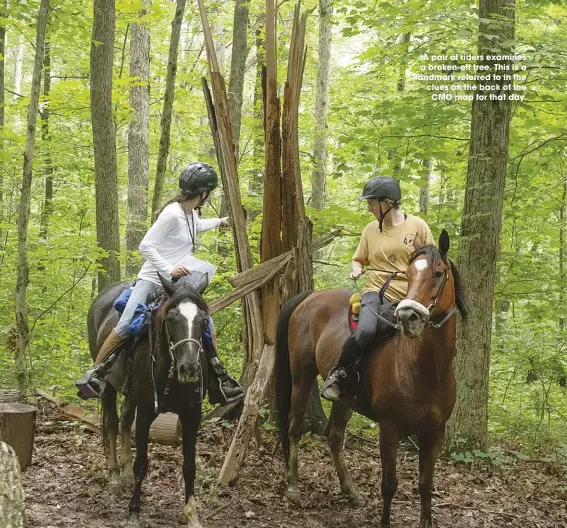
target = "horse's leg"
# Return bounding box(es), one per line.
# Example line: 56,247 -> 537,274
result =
418,427 -> 445,528
127,408 -> 155,525
101,386 -> 120,486
119,395 -> 135,482
326,400 -> 365,507
379,422 -> 400,528
285,369 -> 316,503
179,409 -> 202,528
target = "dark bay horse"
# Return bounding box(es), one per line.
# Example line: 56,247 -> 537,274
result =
88,273 -> 210,528
275,230 -> 467,528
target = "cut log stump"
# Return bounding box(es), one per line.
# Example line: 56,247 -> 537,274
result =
0,441 -> 26,527
0,403 -> 37,471
133,412 -> 181,446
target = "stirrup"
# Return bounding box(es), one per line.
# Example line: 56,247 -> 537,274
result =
321,368 -> 347,402
75,369 -> 106,400
207,361 -> 244,406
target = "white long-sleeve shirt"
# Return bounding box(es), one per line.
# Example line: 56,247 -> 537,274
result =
138,202 -> 221,285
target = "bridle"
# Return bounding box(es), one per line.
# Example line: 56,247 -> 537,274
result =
396,259 -> 457,329
150,308 -> 205,414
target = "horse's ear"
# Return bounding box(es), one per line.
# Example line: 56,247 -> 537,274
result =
413,233 -> 424,250
438,229 -> 450,258
197,272 -> 209,294
157,272 -> 175,297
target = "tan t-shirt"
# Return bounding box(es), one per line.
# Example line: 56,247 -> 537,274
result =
353,214 -> 434,301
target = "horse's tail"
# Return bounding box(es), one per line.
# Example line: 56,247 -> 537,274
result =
275,290 -> 313,464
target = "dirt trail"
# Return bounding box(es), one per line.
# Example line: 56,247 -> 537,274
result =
23,407 -> 567,527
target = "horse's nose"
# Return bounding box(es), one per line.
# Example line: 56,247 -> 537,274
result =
178,361 -> 199,383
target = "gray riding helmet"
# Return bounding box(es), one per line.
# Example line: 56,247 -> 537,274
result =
359,176 -> 402,202
179,162 -> 218,194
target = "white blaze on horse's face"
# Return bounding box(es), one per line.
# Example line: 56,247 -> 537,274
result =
396,257 -> 431,338
414,259 -> 428,272
176,301 -> 201,384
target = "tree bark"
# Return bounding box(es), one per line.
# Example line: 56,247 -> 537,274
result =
311,0 -> 332,210
418,159 -> 431,215
0,442 -> 26,527
13,35 -> 24,95
227,0 -> 250,159
14,0 -> 50,393
0,0 -> 6,241
261,0 -> 281,345
560,179 -> 566,331
39,34 -> 53,244
0,403 -> 37,470
248,18 -> 265,198
126,6 -> 151,277
448,0 -> 515,449
90,0 -> 120,292
151,0 -> 187,219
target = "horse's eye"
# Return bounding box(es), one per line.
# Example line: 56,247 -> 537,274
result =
434,271 -> 444,279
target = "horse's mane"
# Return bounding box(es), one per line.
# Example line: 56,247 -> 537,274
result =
410,245 -> 469,321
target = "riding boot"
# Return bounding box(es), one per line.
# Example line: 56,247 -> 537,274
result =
75,329 -> 125,399
321,334 -> 363,402
205,334 -> 244,406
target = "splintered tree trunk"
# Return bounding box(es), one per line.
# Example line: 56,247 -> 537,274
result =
126,6 -> 151,277
91,0 -> 120,292
0,403 -> 36,470
227,0 -> 250,159
311,0 -> 332,210
261,0 -> 281,345
151,0 -> 186,218
14,0 -> 50,393
449,0 -> 515,449
0,442 -> 26,527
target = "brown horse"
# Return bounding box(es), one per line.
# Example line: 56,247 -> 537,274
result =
275,230 -> 467,528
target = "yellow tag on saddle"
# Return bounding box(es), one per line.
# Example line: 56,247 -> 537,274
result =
349,293 -> 361,315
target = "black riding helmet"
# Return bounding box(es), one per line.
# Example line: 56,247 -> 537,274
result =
359,176 -> 401,203
179,162 -> 218,195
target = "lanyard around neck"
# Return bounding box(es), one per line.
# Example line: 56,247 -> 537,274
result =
185,209 -> 196,252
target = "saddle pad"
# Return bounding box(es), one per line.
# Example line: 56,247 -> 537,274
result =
349,307 -> 359,333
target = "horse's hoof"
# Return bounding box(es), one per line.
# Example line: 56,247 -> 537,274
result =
122,517 -> 144,528
285,487 -> 301,504
121,468 -> 135,486
348,492 -> 366,508
108,471 -> 121,489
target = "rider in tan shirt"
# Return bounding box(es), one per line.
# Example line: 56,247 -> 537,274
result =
321,176 -> 434,401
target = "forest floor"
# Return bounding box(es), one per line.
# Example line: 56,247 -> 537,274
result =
23,403 -> 567,528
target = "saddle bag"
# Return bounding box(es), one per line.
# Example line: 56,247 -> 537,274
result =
128,303 -> 156,337
114,287 -> 133,313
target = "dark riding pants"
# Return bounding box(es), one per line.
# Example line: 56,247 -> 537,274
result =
337,291 -> 398,369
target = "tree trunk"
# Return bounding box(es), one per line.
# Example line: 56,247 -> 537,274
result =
0,403 -> 36,470
248,19 -> 265,198
227,0 -> 250,160
560,179 -> 566,331
14,0 -> 50,394
448,0 -> 515,449
126,6 -> 151,277
151,0 -> 186,219
418,159 -> 431,215
0,441 -> 26,527
13,34 -> 24,95
39,34 -> 53,244
311,0 -> 332,211
0,0 -> 5,241
90,0 -> 120,292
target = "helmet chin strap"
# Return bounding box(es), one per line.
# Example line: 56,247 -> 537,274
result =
378,202 -> 394,232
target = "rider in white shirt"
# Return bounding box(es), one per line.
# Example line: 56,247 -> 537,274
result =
76,162 -> 243,405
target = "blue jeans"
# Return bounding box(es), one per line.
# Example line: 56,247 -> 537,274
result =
114,279 -> 215,338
